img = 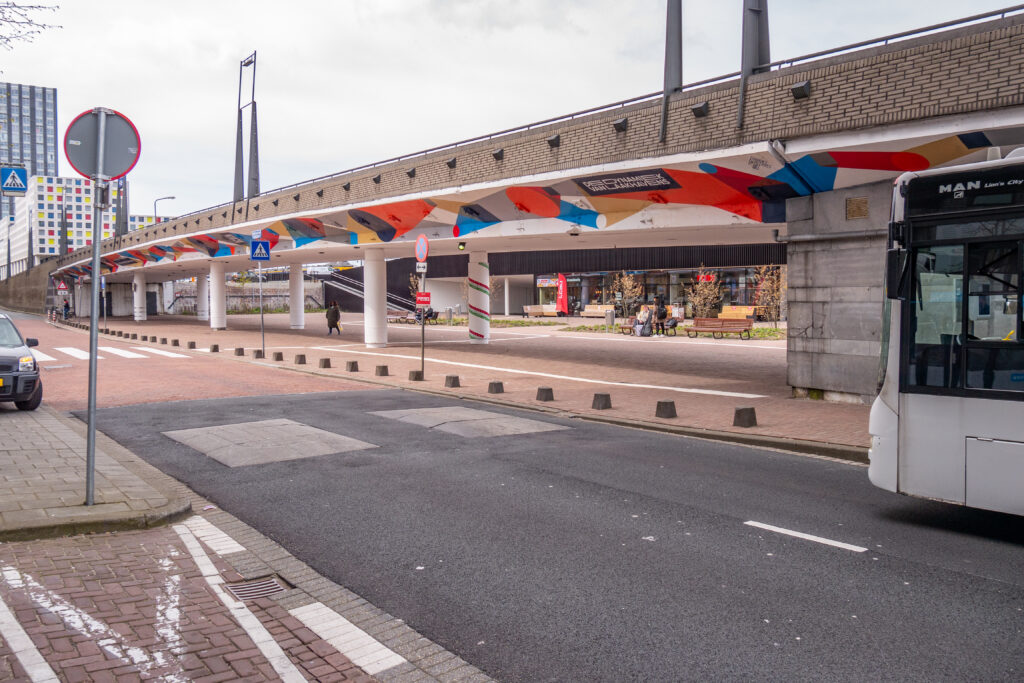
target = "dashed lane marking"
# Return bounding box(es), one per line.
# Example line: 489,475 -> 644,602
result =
173,523 -> 307,682
744,521 -> 867,553
290,602 -> 406,676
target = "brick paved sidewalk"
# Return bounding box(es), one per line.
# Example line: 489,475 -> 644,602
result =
0,406 -> 190,542
0,405 -> 490,682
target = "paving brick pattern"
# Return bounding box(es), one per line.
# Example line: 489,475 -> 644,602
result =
0,528 -> 374,682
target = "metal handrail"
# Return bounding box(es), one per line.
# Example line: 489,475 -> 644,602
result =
762,3 -> 1024,69
51,6 -> 1024,270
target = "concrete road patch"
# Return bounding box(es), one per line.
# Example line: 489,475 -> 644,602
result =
369,406 -> 569,437
163,418 -> 376,467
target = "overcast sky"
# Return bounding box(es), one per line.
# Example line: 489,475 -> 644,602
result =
1,0 -> 1016,218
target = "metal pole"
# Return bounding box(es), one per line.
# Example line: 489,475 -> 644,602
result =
420,273 -> 425,375
259,260 -> 265,357
86,109 -> 108,507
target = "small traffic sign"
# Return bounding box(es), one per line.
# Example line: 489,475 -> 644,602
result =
56,280 -> 69,292
415,261 -> 428,273
415,234 -> 429,262
250,240 -> 271,261
0,167 -> 28,196
416,292 -> 431,305
251,229 -> 263,240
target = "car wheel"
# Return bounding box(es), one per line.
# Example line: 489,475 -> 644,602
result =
15,382 -> 42,411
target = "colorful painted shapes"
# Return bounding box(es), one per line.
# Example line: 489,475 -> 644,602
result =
453,203 -> 501,238
184,235 -> 226,257
268,218 -> 326,247
350,199 -> 436,240
699,163 -> 799,202
810,150 -> 929,172
506,186 -> 561,218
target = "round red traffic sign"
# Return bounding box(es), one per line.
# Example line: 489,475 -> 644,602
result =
64,108 -> 141,180
415,234 -> 429,262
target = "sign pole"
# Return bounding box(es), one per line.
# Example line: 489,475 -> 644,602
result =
85,110 -> 108,507
420,273 -> 426,375
259,259 -> 265,357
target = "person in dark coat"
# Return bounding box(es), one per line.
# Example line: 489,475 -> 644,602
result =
326,301 -> 342,335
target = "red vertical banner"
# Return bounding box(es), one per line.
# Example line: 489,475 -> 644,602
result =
556,273 -> 569,314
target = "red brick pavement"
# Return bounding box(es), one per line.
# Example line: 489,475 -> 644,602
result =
65,313 -> 870,451
0,526 -> 372,682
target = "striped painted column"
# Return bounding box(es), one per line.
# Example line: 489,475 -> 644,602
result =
467,251 -> 490,344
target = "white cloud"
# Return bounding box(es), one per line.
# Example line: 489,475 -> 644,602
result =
1,0 -> 1013,217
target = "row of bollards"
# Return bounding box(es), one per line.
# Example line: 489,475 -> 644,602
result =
80,324 -> 761,428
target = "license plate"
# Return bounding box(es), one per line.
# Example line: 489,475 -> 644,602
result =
0,378 -> 4,387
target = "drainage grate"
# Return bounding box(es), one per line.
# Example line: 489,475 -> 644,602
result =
225,575 -> 290,602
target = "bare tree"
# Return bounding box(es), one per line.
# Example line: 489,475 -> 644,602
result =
610,270 -> 643,317
754,264 -> 786,326
1,3 -> 60,50
686,265 -> 722,319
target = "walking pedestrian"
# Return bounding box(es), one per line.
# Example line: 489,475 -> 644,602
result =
62,299 -> 70,320
326,301 -> 342,335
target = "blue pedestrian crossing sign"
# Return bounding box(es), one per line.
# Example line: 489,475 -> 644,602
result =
0,167 -> 28,197
250,240 -> 271,261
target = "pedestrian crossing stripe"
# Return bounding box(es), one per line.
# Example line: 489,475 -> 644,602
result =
35,346 -> 193,362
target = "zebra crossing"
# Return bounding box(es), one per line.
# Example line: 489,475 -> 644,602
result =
32,345 -> 191,364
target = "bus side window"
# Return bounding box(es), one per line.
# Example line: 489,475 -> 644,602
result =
907,245 -> 964,390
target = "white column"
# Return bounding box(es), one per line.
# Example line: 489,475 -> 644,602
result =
503,277 -> 510,317
132,270 -> 147,321
196,273 -> 209,321
162,281 -> 174,312
468,251 -> 490,344
289,263 -> 305,329
210,261 -> 227,330
364,249 -> 387,348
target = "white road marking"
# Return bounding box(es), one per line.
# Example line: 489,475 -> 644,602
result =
290,601 -> 406,675
29,349 -> 57,362
311,347 -> 766,398
99,346 -> 149,358
1,564 -> 186,681
0,585 -> 59,682
184,515 -> 246,555
132,347 -> 189,358
173,524 -> 306,682
54,347 -> 101,360
744,521 -> 867,553
556,333 -> 785,350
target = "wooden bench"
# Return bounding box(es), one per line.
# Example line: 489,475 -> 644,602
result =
619,317 -> 636,335
524,304 -> 559,317
662,317 -> 684,336
685,317 -> 753,339
581,304 -> 615,318
720,305 -> 757,320
386,310 -> 415,324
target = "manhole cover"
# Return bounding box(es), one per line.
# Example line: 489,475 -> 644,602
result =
225,575 -> 290,601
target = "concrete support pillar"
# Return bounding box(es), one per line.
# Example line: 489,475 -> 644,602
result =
468,251 -> 490,344
162,281 -> 174,312
364,249 -> 387,348
196,274 -> 209,321
132,270 -> 147,321
289,263 -> 305,329
503,277 -> 510,317
210,261 -> 227,330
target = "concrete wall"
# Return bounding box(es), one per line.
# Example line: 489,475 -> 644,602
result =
786,181 -> 890,402
0,264 -> 52,313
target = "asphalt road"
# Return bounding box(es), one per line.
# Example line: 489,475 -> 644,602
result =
89,389 -> 1024,682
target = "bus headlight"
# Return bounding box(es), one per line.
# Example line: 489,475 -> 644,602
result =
19,355 -> 35,372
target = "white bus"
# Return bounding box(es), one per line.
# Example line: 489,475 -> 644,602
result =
869,151 -> 1024,516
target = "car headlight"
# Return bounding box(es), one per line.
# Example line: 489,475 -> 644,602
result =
19,355 -> 35,372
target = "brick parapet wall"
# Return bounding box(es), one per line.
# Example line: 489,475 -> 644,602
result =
53,15 -> 1024,269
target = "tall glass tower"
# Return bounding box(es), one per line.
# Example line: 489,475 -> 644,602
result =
0,82 -> 58,273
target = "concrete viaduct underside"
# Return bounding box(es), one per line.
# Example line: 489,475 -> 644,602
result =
44,13 -> 1024,400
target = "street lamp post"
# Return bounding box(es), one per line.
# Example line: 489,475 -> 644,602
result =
153,195 -> 174,222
